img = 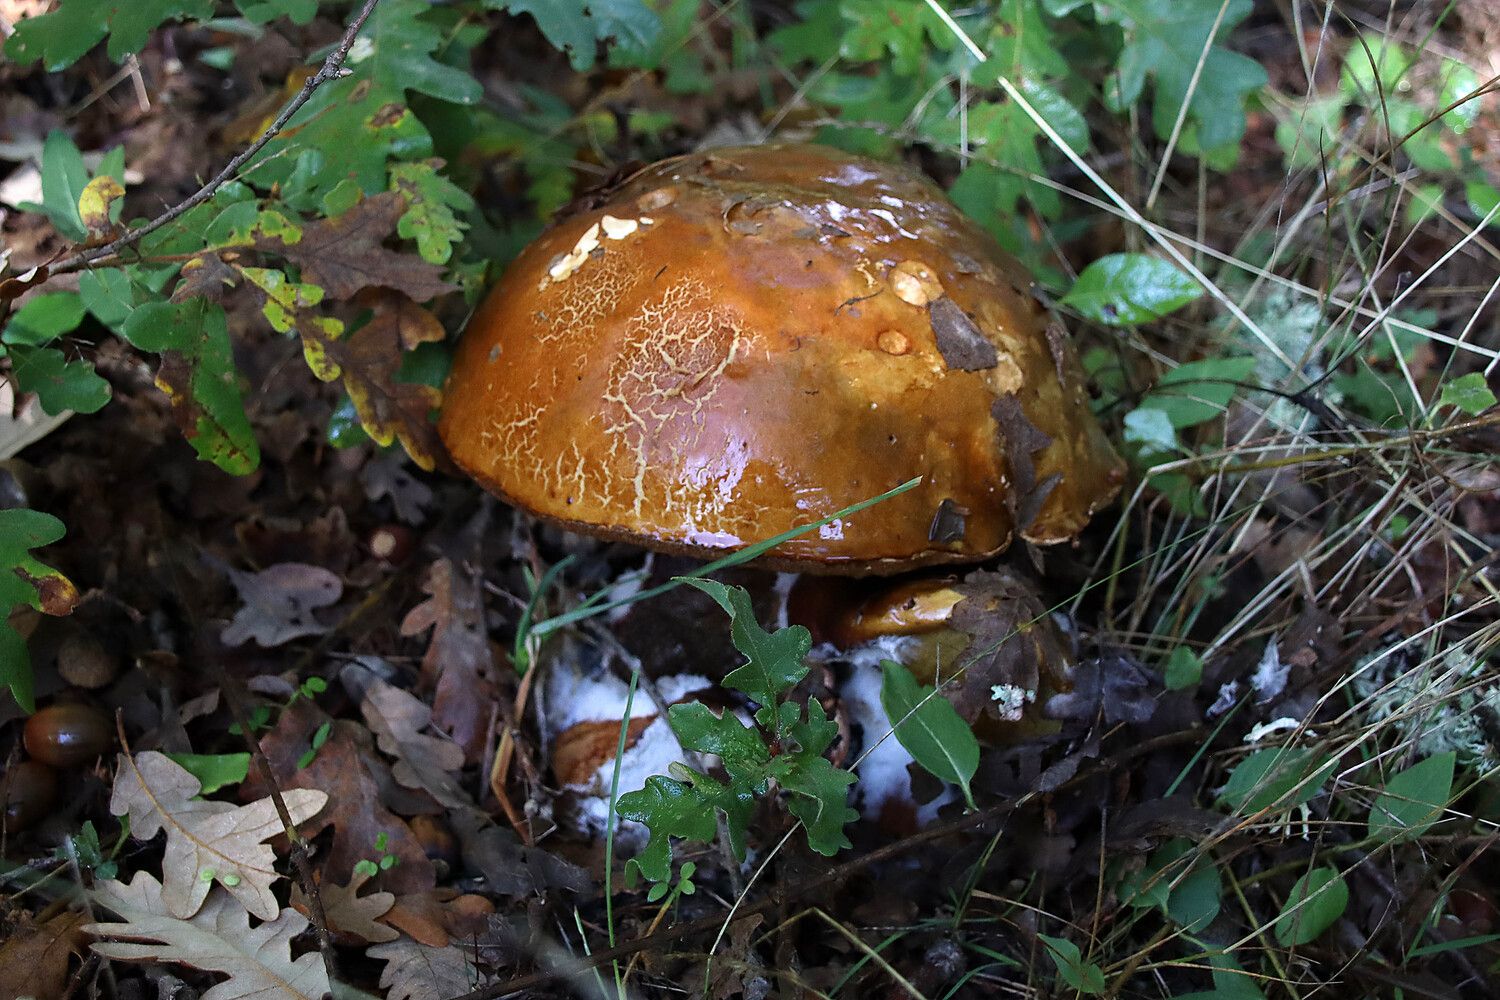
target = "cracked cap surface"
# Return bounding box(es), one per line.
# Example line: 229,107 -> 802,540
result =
439,143 -> 1124,574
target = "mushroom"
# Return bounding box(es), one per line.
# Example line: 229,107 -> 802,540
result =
440,144 -> 1123,829
440,143 -> 1123,574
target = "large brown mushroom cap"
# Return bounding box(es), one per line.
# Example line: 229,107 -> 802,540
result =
440,143 -> 1123,573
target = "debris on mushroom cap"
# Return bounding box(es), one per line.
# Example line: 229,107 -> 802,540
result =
440,143 -> 1124,573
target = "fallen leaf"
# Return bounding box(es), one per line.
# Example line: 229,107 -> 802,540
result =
400,544 -> 497,763
1045,654 -> 1158,725
367,937 -> 480,1000
449,810 -> 592,898
109,750 -> 327,920
247,702 -> 437,896
361,677 -> 469,808
0,909 -> 88,1000
362,452 -> 434,525
383,892 -> 451,948
217,560 -> 342,648
84,873 -> 330,1000
259,191 -> 455,302
291,870 -> 398,944
708,913 -> 765,1000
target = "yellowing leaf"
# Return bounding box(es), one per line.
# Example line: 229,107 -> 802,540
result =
77,175 -> 125,241
290,291 -> 445,469
109,751 -> 327,919
84,873 -> 330,1000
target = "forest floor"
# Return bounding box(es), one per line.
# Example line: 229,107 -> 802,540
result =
2,1 -> 1500,999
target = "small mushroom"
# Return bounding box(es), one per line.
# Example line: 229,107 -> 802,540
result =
440,143 -> 1122,573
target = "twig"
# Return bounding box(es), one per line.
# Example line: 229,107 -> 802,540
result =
215,666 -> 342,987
48,0 -> 382,277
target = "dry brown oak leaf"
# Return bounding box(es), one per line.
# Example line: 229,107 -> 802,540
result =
0,909 -> 89,1000
218,561 -> 343,648
367,937 -> 480,1000
399,554 -> 497,763
360,676 -> 469,809
110,751 -> 327,920
84,873 -> 330,1000
290,869 -> 398,944
291,289 -> 447,472
258,191 -> 456,302
248,702 -> 437,896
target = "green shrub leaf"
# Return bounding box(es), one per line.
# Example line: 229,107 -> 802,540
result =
6,345 -> 111,415
0,509 -> 79,711
1038,934 -> 1106,994
165,753 -> 252,794
4,292 -> 86,347
1061,254 -> 1203,326
1438,373 -> 1496,416
121,300 -> 260,475
1274,867 -> 1348,946
878,660 -> 979,809
1220,747 -> 1337,815
1369,751 -> 1455,843
1142,356 -> 1260,428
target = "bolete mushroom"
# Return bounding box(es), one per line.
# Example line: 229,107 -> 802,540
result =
440,143 -> 1122,572
444,146 -> 1124,835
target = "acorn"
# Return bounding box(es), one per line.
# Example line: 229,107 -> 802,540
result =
368,524 -> 415,564
23,703 -> 114,769
57,631 -> 121,690
1,760 -> 58,831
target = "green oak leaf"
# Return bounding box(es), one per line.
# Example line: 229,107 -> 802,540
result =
1102,0 -> 1267,153
389,160 -> 475,265
5,0 -> 214,69
487,0 -> 661,71
121,300 -> 260,474
680,578 -> 811,725
0,509 -> 79,711
616,771 -> 753,882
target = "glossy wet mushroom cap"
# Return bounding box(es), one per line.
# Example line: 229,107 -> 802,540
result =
440,143 -> 1123,573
